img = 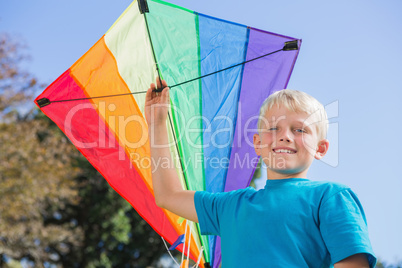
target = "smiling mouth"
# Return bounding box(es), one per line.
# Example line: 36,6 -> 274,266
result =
273,148 -> 297,154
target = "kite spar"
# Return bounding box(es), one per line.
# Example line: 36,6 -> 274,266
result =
35,0 -> 301,266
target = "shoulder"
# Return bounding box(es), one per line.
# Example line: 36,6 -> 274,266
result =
313,180 -> 368,224
303,180 -> 354,202
304,179 -> 349,191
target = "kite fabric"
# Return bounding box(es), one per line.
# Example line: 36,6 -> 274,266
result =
169,234 -> 185,251
35,0 -> 301,267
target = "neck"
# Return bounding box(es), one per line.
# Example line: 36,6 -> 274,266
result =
266,169 -> 308,180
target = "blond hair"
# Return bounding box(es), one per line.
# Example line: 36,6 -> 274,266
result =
257,89 -> 328,140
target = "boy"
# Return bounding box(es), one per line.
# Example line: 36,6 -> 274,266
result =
145,79 -> 376,267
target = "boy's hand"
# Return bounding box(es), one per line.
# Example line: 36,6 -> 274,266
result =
145,77 -> 198,222
145,78 -> 170,127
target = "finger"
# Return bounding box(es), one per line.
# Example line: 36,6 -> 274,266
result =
146,83 -> 156,102
161,87 -> 170,104
155,77 -> 168,92
161,79 -> 168,89
156,77 -> 162,90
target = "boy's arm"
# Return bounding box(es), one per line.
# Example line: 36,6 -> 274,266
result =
145,79 -> 198,223
334,253 -> 370,268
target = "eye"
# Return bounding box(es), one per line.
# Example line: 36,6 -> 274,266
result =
294,128 -> 306,133
267,127 -> 278,131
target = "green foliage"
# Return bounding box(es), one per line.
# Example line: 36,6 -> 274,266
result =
249,157 -> 263,189
376,259 -> 402,268
0,114 -> 82,264
69,159 -> 166,267
0,33 -> 42,121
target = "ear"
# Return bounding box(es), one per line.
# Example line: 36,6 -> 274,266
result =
253,133 -> 262,156
315,139 -> 329,160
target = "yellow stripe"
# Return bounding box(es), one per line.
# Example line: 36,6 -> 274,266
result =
104,0 -> 156,115
104,3 -> 203,260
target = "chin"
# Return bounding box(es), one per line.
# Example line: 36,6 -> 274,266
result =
270,166 -> 305,176
278,169 -> 300,175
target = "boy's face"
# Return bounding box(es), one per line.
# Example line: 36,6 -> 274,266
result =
253,105 -> 329,180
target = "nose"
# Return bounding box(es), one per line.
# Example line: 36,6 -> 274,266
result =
278,129 -> 293,143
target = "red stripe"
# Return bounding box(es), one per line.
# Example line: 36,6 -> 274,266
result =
35,70 -> 179,245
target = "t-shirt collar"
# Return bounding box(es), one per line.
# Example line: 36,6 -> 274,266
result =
264,178 -> 309,188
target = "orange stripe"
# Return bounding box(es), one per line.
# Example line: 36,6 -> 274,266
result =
71,37 -> 152,190
69,36 -> 201,260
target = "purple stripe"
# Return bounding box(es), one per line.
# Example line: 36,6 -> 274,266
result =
248,26 -> 300,41
213,236 -> 222,268
225,29 -> 299,192
213,28 -> 300,267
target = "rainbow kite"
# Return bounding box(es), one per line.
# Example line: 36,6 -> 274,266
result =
35,0 -> 300,266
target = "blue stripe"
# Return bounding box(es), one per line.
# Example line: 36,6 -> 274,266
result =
198,13 -> 248,266
220,27 -> 250,196
196,12 -> 247,28
199,13 -> 248,194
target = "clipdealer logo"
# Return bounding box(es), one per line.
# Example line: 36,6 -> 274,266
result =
63,99 -> 339,168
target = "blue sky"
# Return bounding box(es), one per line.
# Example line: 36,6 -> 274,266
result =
1,0 -> 402,264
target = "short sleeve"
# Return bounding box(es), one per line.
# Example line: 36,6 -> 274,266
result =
194,191 -> 230,236
319,189 -> 377,267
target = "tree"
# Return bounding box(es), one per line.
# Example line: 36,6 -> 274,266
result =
249,157 -> 263,189
0,33 -> 38,121
0,113 -> 83,266
57,158 -> 167,267
0,34 -> 82,266
376,260 -> 402,268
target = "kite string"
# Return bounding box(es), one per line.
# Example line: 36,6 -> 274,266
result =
168,48 -> 283,91
161,237 -> 181,267
186,222 -> 192,265
160,220 -> 197,268
192,247 -> 204,268
42,47 -> 285,105
181,220 -> 188,265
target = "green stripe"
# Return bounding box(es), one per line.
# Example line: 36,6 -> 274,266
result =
147,0 -> 202,190
194,12 -> 210,262
150,0 -> 193,13
195,12 -> 205,192
147,0 -> 210,261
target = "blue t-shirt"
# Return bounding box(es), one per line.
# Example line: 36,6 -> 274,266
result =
194,178 -> 376,267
